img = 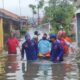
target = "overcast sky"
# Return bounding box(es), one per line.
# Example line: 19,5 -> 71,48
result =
0,0 -> 39,17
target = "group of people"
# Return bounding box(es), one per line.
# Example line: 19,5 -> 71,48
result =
6,30 -> 73,62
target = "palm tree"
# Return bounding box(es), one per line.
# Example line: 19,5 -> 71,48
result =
37,0 -> 44,24
29,4 -> 36,18
29,0 -> 44,25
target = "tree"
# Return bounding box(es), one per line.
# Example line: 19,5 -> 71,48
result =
44,0 -> 75,34
29,0 -> 44,18
37,0 -> 44,25
29,4 -> 36,18
38,0 -> 44,9
29,0 -> 44,25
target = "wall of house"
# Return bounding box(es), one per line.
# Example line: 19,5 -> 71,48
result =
0,18 -> 3,51
76,13 -> 80,46
75,0 -> 80,8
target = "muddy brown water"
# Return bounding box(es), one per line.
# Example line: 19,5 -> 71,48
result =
0,54 -> 79,80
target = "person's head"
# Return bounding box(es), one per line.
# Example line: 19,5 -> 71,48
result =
62,32 -> 66,38
42,33 -> 47,40
57,31 -> 64,39
25,32 -> 31,40
34,31 -> 40,36
57,31 -> 66,39
33,35 -> 38,42
50,34 -> 57,42
57,33 -> 61,40
10,32 -> 15,38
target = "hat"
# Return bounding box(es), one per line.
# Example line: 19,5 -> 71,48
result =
34,31 -> 40,36
50,34 -> 56,39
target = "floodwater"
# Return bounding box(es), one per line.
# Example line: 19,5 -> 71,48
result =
0,53 -> 79,80
0,28 -> 79,80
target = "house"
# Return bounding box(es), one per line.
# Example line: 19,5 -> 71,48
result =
74,0 -> 80,8
0,9 -> 28,50
74,0 -> 80,46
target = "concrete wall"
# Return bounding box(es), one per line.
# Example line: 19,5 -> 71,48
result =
0,18 -> 3,51
75,0 -> 80,7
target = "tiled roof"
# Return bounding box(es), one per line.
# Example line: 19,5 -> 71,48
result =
0,9 -> 20,21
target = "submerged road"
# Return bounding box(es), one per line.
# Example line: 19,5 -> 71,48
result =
0,28 -> 79,80
0,42 -> 79,80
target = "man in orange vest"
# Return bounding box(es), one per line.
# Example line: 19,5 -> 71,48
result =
62,33 -> 72,56
57,31 -> 72,56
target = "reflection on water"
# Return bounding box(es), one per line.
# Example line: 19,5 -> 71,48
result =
0,55 -> 7,80
0,54 -> 79,80
5,55 -> 27,80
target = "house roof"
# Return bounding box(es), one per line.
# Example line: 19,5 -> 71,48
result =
0,9 -> 20,21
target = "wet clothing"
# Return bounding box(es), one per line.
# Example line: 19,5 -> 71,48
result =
50,40 -> 64,62
64,37 -> 72,55
31,38 -> 39,59
7,37 -> 19,54
60,37 -> 71,55
38,39 -> 51,57
21,39 -> 38,60
58,39 -> 65,51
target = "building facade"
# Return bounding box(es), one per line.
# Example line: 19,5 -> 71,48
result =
0,9 -> 28,51
74,0 -> 80,46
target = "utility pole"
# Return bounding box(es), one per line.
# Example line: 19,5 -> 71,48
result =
19,0 -> 22,30
37,5 -> 40,25
2,0 -> 4,9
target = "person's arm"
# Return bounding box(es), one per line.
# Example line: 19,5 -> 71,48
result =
64,39 -> 73,48
21,44 -> 25,57
64,40 -> 75,52
15,38 -> 21,50
57,44 -> 64,60
65,40 -> 71,46
48,41 -> 51,51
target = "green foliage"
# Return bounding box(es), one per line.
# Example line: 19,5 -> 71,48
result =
49,29 -> 56,34
44,0 -> 75,34
38,0 -> 44,9
20,27 -> 28,35
29,4 -> 36,17
29,0 -> 44,19
29,0 -> 44,15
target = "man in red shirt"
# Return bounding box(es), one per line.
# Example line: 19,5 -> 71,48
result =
7,32 -> 19,54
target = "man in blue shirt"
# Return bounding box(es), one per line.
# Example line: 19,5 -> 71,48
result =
50,34 -> 64,62
21,32 -> 38,60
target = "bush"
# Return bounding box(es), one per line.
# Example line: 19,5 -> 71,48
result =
20,28 -> 28,35
49,28 -> 58,34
